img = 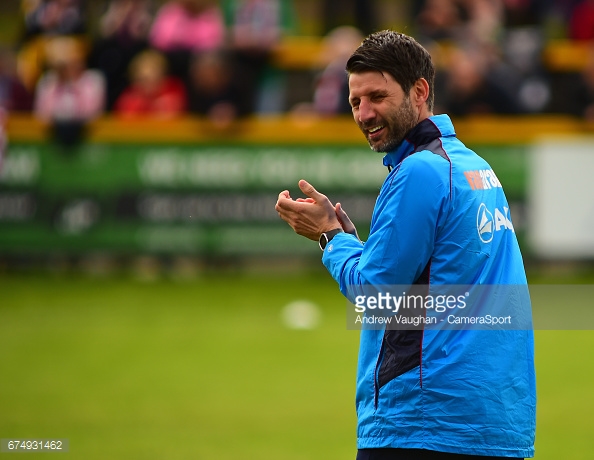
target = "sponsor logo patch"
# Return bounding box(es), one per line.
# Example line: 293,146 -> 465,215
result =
477,203 -> 514,243
464,169 -> 502,190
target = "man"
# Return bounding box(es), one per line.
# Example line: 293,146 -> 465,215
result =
275,30 -> 536,459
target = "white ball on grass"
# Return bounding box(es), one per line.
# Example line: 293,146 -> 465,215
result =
281,300 -> 321,330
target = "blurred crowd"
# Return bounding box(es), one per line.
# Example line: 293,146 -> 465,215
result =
414,0 -> 594,118
5,0 -> 299,145
2,0 -> 594,147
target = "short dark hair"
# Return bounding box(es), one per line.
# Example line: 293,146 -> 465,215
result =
346,30 -> 435,111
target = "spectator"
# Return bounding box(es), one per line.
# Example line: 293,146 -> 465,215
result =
149,0 -> 225,78
434,44 -> 523,116
461,0 -> 504,45
186,49 -> 249,127
113,49 -> 187,118
224,0 -> 284,50
222,0 -> 296,114
312,26 -> 364,116
499,16 -> 551,113
0,47 -> 34,112
33,36 -> 105,148
415,0 -> 465,42
17,0 -> 87,91
21,0 -> 86,41
553,0 -> 582,28
416,0 -> 504,46
569,0 -> 594,41
88,0 -> 154,110
290,26 -> 365,117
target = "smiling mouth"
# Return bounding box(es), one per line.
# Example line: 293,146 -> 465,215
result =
368,125 -> 384,133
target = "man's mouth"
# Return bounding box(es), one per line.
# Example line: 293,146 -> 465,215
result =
367,125 -> 385,139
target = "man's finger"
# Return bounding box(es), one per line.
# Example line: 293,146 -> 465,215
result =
277,190 -> 291,200
276,196 -> 304,213
275,190 -> 292,214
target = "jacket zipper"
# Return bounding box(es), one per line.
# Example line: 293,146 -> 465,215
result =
373,339 -> 385,410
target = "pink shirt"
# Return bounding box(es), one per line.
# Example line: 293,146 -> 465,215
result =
34,70 -> 105,122
149,3 -> 225,52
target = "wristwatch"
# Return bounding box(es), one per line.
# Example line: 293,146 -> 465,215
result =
318,228 -> 344,251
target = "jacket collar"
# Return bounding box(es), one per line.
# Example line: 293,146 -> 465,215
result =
382,114 -> 455,169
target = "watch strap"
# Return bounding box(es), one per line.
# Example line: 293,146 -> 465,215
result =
319,228 -> 344,251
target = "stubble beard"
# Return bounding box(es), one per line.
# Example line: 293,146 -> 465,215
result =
366,96 -> 417,153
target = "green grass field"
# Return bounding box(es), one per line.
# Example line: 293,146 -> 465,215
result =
1,268 -> 593,459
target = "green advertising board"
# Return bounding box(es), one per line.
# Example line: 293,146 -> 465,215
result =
0,141 -> 527,256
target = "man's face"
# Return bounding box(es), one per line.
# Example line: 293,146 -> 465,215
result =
348,70 -> 418,153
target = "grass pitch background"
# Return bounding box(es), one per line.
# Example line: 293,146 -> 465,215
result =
0,268 -> 592,459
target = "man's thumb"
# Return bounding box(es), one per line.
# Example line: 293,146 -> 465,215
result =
336,202 -> 358,238
299,179 -> 322,199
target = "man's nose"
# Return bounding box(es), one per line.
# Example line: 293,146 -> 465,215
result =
357,99 -> 375,124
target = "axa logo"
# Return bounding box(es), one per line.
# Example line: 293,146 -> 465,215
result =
477,203 -> 514,243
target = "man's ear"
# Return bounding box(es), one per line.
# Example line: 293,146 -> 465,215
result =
411,78 -> 430,108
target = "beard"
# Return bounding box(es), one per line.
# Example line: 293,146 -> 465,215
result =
363,96 -> 418,153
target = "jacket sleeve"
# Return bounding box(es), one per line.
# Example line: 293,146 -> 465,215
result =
322,152 -> 450,302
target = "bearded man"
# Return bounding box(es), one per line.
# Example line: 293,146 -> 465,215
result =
275,30 -> 536,460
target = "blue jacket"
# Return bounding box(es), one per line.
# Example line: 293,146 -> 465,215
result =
322,115 -> 536,457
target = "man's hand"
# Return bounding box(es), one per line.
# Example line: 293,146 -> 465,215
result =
275,179 -> 342,241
